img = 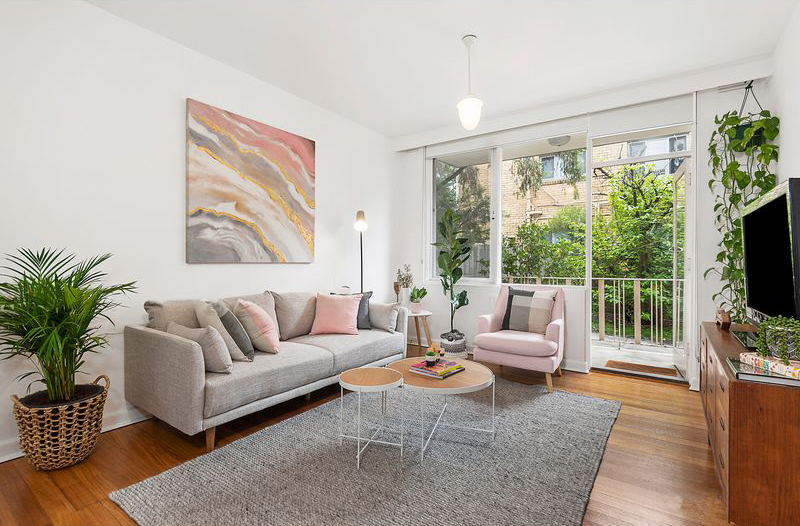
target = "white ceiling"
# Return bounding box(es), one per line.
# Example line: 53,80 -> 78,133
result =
89,0 -> 797,139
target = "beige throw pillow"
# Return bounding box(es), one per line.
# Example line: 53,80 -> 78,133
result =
369,302 -> 401,333
194,301 -> 248,361
167,322 -> 233,374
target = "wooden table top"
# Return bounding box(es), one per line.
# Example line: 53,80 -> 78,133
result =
387,357 -> 494,393
339,367 -> 402,389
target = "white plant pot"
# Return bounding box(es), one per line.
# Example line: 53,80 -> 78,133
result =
400,287 -> 411,305
410,301 -> 423,313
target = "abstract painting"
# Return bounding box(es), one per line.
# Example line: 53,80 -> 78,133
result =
185,99 -> 315,263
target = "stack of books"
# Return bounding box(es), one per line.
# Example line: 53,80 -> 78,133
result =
409,360 -> 464,379
727,352 -> 800,387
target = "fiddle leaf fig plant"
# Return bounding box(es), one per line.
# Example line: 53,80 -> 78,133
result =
432,207 -> 471,334
705,109 -> 779,322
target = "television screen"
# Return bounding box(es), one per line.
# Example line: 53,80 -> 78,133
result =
742,192 -> 796,318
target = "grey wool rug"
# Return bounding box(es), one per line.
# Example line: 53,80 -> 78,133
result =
110,379 -> 620,526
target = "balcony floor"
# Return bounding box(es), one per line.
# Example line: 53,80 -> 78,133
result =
591,337 -> 685,381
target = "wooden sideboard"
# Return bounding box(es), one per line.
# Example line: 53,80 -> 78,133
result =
700,322 -> 800,526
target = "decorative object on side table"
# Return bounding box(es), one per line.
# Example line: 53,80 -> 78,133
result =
756,315 -> 800,364
433,207 -> 471,358
409,286 -> 427,313
715,309 -> 732,331
393,281 -> 401,302
0,248 -> 136,470
395,264 -> 413,305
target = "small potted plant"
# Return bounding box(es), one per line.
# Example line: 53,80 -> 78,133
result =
396,264 -> 413,305
0,248 -> 135,470
424,348 -> 439,366
409,286 -> 427,313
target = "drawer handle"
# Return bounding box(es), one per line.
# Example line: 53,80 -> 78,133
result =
719,416 -> 725,432
719,452 -> 725,469
719,381 -> 725,393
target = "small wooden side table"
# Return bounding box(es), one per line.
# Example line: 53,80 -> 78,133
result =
407,310 -> 433,353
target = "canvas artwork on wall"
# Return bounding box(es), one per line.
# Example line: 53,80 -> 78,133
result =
185,98 -> 315,263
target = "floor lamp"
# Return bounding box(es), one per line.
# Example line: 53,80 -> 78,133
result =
354,210 -> 368,293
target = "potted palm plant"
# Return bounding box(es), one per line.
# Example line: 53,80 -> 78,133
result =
0,248 -> 135,470
433,208 -> 471,358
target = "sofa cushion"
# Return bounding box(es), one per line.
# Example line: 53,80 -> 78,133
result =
195,301 -> 249,362
272,292 -> 316,340
166,322 -> 233,374
223,292 -> 277,327
474,330 -> 558,357
210,300 -> 254,361
331,291 -> 372,329
290,330 -> 404,374
233,299 -> 280,353
501,288 -> 556,333
203,342 -> 333,418
310,294 -> 361,335
144,300 -> 200,330
369,302 -> 401,333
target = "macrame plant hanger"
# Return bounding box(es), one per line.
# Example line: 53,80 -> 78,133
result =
739,80 -> 764,116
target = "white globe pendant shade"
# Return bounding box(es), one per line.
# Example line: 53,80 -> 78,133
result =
457,96 -> 483,130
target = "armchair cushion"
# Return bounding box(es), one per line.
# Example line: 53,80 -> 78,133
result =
501,288 -> 557,333
473,330 -> 558,357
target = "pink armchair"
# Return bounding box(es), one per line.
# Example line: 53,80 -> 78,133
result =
473,285 -> 565,392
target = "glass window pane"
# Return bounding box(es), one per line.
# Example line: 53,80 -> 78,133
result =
433,153 -> 491,279
501,141 -> 587,286
593,133 -> 690,164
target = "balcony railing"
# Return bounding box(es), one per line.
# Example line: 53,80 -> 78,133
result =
502,275 -> 684,348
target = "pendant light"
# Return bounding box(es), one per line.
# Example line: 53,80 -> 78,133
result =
457,34 -> 482,130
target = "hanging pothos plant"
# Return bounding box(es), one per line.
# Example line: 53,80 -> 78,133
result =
705,84 -> 779,322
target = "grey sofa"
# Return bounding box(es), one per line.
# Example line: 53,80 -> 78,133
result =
123,291 -> 408,450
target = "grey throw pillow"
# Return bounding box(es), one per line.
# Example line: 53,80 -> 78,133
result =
502,288 -> 556,334
167,322 -> 233,374
144,299 -> 199,330
271,291 -> 316,340
369,302 -> 401,333
195,301 -> 249,361
209,300 -> 254,361
331,291 -> 372,329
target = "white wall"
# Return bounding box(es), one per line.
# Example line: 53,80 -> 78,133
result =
770,4 -> 800,180
392,150 -> 589,372
695,81 -> 771,364
0,1 -> 397,462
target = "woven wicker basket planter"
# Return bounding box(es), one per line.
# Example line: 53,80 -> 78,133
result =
11,375 -> 110,470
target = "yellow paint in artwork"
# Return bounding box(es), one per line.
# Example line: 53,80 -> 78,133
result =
195,145 -> 314,253
195,114 -> 315,209
188,206 -> 287,263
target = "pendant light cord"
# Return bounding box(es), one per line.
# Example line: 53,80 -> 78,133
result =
466,42 -> 472,94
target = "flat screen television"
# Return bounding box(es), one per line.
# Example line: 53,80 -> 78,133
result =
741,179 -> 800,323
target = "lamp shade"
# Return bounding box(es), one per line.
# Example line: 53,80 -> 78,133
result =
457,96 -> 483,130
354,210 -> 368,231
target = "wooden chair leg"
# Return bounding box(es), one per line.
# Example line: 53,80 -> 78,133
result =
545,373 -> 554,393
555,366 -> 563,377
205,427 -> 216,452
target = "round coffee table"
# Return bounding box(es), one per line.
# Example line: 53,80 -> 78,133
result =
387,358 -> 495,460
338,367 -> 404,469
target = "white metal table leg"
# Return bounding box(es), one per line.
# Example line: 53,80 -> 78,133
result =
357,389 -> 362,469
492,378 -> 496,440
420,392 -> 424,462
339,385 -> 344,445
400,387 -> 404,457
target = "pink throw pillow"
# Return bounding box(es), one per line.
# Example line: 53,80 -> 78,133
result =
310,294 -> 361,335
233,299 -> 280,353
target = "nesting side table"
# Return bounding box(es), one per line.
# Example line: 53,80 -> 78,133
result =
338,366 -> 404,469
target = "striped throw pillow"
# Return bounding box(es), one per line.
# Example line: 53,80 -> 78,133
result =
501,288 -> 556,334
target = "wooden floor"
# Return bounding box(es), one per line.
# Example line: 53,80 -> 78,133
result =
0,349 -> 728,526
